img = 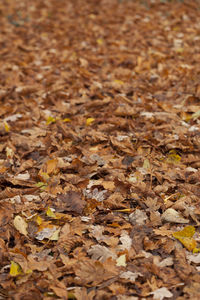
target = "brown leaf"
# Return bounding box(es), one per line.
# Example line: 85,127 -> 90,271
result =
74,259 -> 118,286
57,191 -> 86,214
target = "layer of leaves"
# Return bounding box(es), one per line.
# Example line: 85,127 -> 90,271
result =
0,0 -> 200,299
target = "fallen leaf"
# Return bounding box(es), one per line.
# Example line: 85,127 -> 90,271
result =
46,116 -> 56,125
161,208 -> 189,224
173,226 -> 199,252
86,118 -> 95,126
120,271 -> 143,282
88,245 -> 117,262
46,207 -> 57,219
10,261 -> 23,276
57,191 -> 86,214
36,224 -> 58,241
116,254 -> 126,267
150,287 -> 173,300
13,215 -> 28,236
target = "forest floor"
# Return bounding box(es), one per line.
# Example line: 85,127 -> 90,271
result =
0,0 -> 200,299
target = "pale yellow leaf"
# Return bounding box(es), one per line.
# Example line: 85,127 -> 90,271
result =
13,215 -> 28,236
116,254 -> 126,267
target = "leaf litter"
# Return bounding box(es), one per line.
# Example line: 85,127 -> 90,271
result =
0,0 -> 200,299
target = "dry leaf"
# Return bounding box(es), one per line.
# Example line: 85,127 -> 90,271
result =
161,208 -> 189,224
13,216 -> 28,236
87,245 -> 117,262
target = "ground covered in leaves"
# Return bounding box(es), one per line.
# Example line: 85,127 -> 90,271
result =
0,0 -> 200,299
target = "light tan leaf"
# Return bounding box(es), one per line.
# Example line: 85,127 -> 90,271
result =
13,215 -> 28,236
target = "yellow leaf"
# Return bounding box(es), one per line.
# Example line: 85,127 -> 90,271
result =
4,121 -> 10,132
116,254 -> 126,267
175,48 -> 184,53
97,38 -> 103,45
39,172 -> 49,182
35,181 -> 48,191
63,118 -> 71,122
114,208 -> 132,213
10,261 -> 23,276
173,226 -> 197,252
46,116 -> 56,125
36,215 -> 43,225
86,118 -> 95,126
67,292 -> 76,299
166,150 -> 181,164
49,228 -> 60,241
176,236 -> 196,252
173,225 -> 195,238
46,207 -> 57,219
113,79 -> 124,85
173,26 -> 180,31
193,247 -> 200,253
